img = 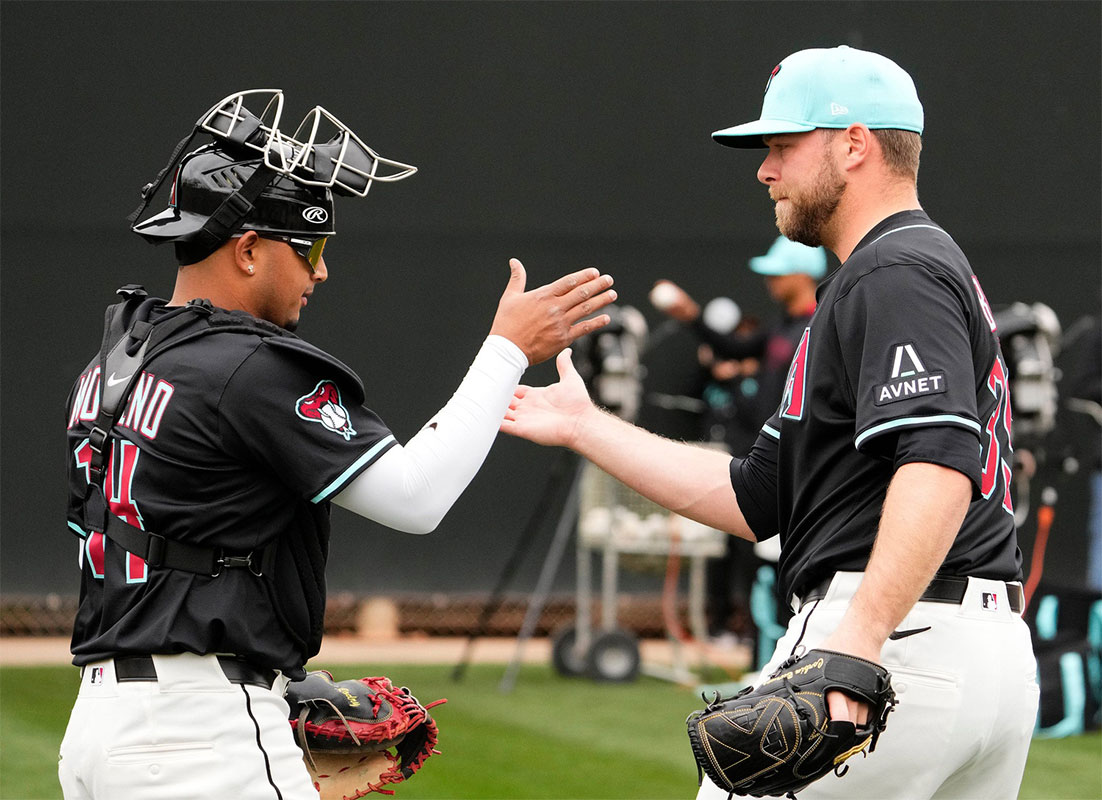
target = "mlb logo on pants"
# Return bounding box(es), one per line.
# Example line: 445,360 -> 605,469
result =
89,667 -> 103,685
982,592 -> 999,611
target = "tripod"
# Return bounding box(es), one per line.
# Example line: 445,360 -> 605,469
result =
451,305 -> 660,690
449,448 -> 581,684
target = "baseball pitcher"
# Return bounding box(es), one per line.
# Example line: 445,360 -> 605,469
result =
503,47 -> 1038,800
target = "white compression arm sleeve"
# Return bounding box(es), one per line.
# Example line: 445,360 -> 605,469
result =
332,335 -> 528,533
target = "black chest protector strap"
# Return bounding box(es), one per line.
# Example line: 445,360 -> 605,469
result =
80,286 -> 279,577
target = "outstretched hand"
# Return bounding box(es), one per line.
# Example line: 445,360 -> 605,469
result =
501,349 -> 595,449
489,259 -> 616,366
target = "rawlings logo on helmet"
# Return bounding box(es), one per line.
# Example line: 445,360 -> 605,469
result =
303,206 -> 329,224
296,380 -> 356,441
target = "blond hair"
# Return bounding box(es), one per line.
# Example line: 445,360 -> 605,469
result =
872,129 -> 922,181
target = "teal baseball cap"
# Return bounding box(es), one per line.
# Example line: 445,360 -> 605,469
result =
749,236 -> 827,279
713,46 -> 923,148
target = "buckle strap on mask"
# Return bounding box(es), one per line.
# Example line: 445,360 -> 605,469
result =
187,163 -> 279,261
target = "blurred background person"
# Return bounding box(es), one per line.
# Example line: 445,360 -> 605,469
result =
650,236 -> 826,649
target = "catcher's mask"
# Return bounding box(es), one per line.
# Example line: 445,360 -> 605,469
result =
129,89 -> 417,265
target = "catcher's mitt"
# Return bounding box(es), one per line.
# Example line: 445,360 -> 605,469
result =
286,670 -> 445,798
686,649 -> 897,798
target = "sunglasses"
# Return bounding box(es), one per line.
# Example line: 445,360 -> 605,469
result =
259,234 -> 328,272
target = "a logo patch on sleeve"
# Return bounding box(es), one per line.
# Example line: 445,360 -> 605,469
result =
873,343 -> 947,406
296,380 -> 357,441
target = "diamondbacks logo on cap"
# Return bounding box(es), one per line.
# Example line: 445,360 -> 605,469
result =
764,63 -> 782,94
296,380 -> 357,441
873,343 -> 947,406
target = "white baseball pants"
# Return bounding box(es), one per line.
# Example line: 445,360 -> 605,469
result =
58,652 -> 318,800
696,572 -> 1039,800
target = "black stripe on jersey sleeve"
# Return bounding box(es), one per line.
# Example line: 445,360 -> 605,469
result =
729,432 -> 781,542
892,425 -> 983,498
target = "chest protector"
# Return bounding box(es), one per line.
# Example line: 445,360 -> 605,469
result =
78,285 -> 295,576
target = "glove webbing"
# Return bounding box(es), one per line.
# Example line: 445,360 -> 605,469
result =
293,697 -> 356,773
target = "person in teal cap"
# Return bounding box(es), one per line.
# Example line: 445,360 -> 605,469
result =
503,45 -> 1037,799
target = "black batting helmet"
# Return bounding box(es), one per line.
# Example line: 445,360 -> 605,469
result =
129,89 -> 416,265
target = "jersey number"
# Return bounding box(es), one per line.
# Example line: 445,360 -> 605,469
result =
74,439 -> 149,583
979,355 -> 1014,516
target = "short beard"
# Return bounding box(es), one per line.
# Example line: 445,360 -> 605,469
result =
773,150 -> 846,247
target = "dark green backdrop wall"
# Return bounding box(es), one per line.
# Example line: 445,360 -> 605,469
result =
3,1 -> 1099,596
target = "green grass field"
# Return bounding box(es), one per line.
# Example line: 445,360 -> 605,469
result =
2,663 -> 1099,800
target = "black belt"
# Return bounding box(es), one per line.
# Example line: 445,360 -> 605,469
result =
800,575 -> 1023,614
112,655 -> 277,689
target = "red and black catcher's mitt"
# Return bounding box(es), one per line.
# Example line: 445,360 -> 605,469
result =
686,649 -> 897,798
286,670 -> 445,798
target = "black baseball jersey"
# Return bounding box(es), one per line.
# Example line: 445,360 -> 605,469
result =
731,211 -> 1022,603
66,298 -> 395,675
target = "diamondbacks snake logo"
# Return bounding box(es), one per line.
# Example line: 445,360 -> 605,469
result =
296,380 -> 356,441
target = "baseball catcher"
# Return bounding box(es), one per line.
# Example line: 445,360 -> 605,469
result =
286,671 -> 446,798
58,85 -> 617,800
686,649 -> 897,798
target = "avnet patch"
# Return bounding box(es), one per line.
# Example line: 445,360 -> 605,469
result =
873,371 -> 947,406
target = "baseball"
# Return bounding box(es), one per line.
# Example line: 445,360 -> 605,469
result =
649,281 -> 680,310
320,404 -> 347,430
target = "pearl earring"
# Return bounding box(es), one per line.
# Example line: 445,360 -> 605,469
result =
247,265 -> 255,274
